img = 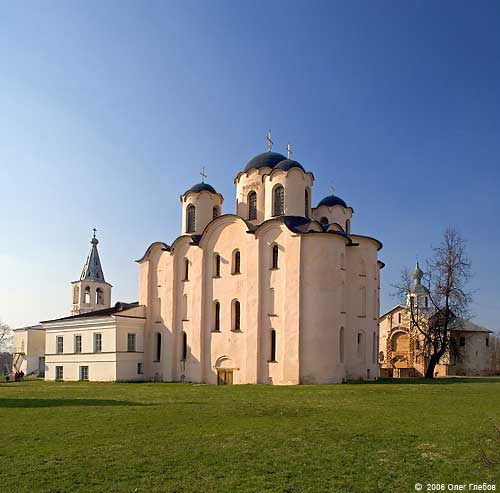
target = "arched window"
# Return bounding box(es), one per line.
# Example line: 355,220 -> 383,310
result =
424,296 -> 429,308
398,313 -> 402,324
248,191 -> 257,220
320,217 -> 329,226
339,327 -> 345,363
272,244 -> 279,269
360,286 -> 367,317
155,333 -> 161,362
270,329 -> 277,362
357,332 -> 365,359
84,286 -> 91,304
304,189 -> 310,217
184,258 -> 189,281
232,249 -> 241,274
214,253 -> 221,277
232,300 -> 241,331
181,331 -> 187,361
213,301 -> 220,331
212,206 -> 220,219
96,288 -> 104,305
273,185 -> 285,216
346,219 -> 351,234
186,205 -> 196,233
73,285 -> 80,304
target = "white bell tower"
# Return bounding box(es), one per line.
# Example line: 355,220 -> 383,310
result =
71,229 -> 112,316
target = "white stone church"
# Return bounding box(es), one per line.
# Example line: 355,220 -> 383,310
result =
16,143 -> 384,384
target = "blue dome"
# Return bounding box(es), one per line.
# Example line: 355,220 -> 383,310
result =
274,159 -> 306,173
243,152 -> 287,172
184,182 -> 217,195
317,194 -> 348,208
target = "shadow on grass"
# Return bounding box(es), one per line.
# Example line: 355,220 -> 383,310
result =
0,399 -> 147,408
368,377 -> 500,385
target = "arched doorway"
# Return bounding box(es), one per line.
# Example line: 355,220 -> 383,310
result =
214,356 -> 235,385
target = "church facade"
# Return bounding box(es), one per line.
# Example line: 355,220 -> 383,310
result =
138,148 -> 383,384
379,263 -> 494,378
42,145 -> 384,384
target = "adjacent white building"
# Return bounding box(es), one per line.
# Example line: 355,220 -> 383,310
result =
42,232 -> 146,381
12,325 -> 45,376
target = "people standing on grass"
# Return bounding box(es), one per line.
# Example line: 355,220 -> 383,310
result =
19,370 -> 24,382
14,371 -> 19,382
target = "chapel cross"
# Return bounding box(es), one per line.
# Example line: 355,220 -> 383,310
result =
92,228 -> 97,238
200,167 -> 207,183
287,142 -> 292,160
267,129 -> 273,151
330,185 -> 336,195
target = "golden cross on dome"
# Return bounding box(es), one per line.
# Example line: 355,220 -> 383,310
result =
200,167 -> 207,183
266,129 -> 273,151
287,142 -> 292,160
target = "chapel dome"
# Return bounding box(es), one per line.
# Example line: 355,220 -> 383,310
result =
274,159 -> 306,173
317,194 -> 348,208
184,182 -> 218,195
243,152 -> 287,172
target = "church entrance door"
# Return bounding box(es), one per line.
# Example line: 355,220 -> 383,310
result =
217,369 -> 233,385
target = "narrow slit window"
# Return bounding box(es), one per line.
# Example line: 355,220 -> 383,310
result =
186,205 -> 196,233
273,185 -> 284,216
233,250 -> 241,274
248,191 -> 257,220
270,329 -> 277,361
214,301 -> 220,331
232,300 -> 241,331
214,254 -> 221,277
272,245 -> 279,269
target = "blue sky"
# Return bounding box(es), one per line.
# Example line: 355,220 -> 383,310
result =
1,1 -> 499,331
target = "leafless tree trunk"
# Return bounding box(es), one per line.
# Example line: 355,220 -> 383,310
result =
0,321 -> 13,352
395,228 -> 472,379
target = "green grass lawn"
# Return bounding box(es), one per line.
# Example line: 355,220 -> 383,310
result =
1,379 -> 499,492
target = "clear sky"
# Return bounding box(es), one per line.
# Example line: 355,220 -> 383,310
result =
1,1 -> 499,331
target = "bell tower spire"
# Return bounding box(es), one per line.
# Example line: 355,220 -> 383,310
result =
80,228 -> 106,282
71,230 -> 112,316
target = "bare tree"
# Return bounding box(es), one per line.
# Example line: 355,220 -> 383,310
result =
395,228 -> 472,379
0,320 -> 13,352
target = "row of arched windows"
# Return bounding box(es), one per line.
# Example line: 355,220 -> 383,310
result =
212,300 -> 241,332
246,187 -> 310,220
73,285 -> 104,305
154,331 -> 188,362
186,205 -> 220,233
184,246 -> 280,281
